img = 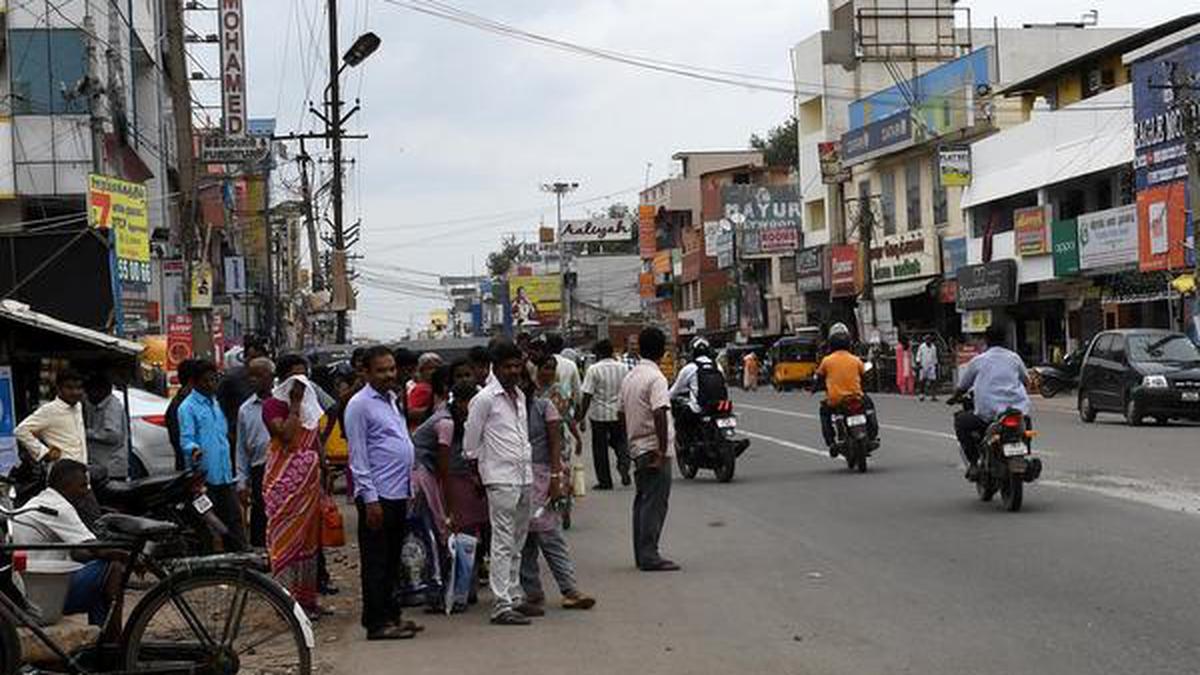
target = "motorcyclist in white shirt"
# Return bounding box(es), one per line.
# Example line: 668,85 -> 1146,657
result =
670,337 -> 720,445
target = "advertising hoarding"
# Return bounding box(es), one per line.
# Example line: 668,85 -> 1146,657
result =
1014,206 -> 1049,256
721,185 -> 802,255
220,0 -> 247,135
508,275 -> 561,328
560,217 -> 635,243
88,174 -> 150,284
1077,204 -> 1138,270
870,231 -> 939,284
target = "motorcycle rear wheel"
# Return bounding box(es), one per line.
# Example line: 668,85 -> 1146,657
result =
976,476 -> 997,502
714,459 -> 735,483
1001,477 -> 1023,512
676,451 -> 698,480
856,454 -> 868,473
1040,380 -> 1059,398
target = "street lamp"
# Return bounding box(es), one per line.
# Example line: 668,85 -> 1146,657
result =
541,182 -> 580,331
342,32 -> 381,69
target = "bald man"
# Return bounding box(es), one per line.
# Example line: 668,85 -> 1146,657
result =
236,357 -> 275,547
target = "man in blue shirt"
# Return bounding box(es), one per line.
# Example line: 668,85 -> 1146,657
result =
953,323 -> 1031,480
179,360 -> 246,551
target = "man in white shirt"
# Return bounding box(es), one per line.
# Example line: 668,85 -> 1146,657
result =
464,339 -> 538,626
11,460 -> 126,635
84,373 -> 127,480
15,369 -> 88,465
577,339 -> 630,489
619,327 -> 679,572
916,334 -> 940,401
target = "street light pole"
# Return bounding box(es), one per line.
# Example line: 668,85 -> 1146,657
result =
541,181 -> 579,332
326,0 -> 348,343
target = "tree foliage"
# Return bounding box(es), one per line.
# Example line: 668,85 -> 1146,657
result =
487,237 -> 522,278
750,116 -> 799,169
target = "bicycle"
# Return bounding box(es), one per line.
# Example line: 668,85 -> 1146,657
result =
0,501 -> 314,674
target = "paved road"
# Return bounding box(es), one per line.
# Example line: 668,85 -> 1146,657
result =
325,389 -> 1200,675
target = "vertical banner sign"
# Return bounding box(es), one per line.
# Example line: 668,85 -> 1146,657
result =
220,0 -> 247,136
638,205 -> 656,259
190,262 -> 214,309
1137,183 -> 1189,272
167,314 -> 193,389
1014,206 -> 1049,256
1050,219 -> 1080,277
0,366 -> 15,475
223,256 -> 246,295
938,147 -> 972,187
88,174 -> 150,284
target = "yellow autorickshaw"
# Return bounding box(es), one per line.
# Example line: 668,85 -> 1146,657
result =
770,328 -> 822,391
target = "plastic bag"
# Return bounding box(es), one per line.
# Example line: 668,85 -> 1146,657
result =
321,496 -> 345,548
571,462 -> 587,498
444,532 -> 478,612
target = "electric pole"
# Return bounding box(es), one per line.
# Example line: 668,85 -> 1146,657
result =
541,181 -> 579,333
298,139 -> 323,292
165,0 -> 212,358
327,0 -> 349,343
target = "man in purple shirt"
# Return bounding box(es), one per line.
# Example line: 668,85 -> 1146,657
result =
344,346 -> 419,641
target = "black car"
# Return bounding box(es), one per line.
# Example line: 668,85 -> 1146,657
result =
1077,329 -> 1200,425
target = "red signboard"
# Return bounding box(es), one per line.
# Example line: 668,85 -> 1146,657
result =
1137,181 -> 1189,272
167,314 -> 192,389
639,205 -> 657,259
830,244 -> 862,298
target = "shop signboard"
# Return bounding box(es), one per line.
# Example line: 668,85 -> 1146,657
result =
870,231 -> 939,285
721,185 -> 802,255
942,236 -> 967,279
1051,219 -> 1080,277
167,314 -> 192,390
795,246 -> 828,292
0,366 -> 14,475
956,260 -> 1018,310
818,142 -> 850,184
841,110 -> 912,165
961,308 -> 993,334
1132,40 -> 1200,191
638,205 -> 656,259
1014,205 -> 1049,256
88,174 -> 150,285
703,221 -> 721,257
508,275 -> 561,328
189,262 -> 213,309
830,244 -> 862,298
716,231 -> 734,269
1138,182 -> 1190,272
220,0 -> 247,135
1078,204 -> 1138,270
938,147 -> 971,187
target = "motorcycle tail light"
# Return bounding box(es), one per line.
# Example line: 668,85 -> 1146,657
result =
141,414 -> 167,427
1000,414 -> 1023,430
845,398 -> 865,414
12,551 -> 26,574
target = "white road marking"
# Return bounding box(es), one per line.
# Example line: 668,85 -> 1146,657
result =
738,403 -> 958,441
740,429 -> 826,458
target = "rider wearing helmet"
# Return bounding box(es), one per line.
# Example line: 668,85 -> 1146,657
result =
815,329 -> 879,456
669,337 -> 722,445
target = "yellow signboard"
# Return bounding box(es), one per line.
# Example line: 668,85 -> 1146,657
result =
88,174 -> 149,283
509,274 -> 561,328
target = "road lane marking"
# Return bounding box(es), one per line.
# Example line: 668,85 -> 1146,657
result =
740,430 -> 826,458
738,403 -> 958,441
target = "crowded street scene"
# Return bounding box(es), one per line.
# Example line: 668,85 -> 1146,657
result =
2,0 -> 1200,673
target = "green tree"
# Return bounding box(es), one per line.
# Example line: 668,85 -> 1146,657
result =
487,237 -> 522,277
750,116 -> 799,169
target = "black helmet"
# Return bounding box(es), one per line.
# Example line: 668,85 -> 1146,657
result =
690,336 -> 713,359
829,332 -> 852,352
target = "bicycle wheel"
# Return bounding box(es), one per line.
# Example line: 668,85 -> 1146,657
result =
121,566 -> 313,675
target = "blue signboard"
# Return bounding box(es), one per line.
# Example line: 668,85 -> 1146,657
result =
0,367 -> 16,476
942,237 -> 967,279
1132,39 -> 1200,191
849,48 -> 994,130
841,110 -> 913,164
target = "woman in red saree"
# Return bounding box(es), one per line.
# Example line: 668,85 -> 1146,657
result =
263,375 -> 324,616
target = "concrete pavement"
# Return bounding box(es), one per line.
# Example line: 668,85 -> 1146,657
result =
320,389 -> 1200,674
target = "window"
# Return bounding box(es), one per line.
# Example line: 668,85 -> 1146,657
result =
1109,336 -> 1126,363
880,170 -> 896,236
10,30 -> 88,115
905,159 -> 922,231
1092,335 -> 1114,361
931,160 -> 947,226
780,256 -> 797,284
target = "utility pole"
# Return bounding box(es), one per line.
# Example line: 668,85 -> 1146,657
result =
165,0 -> 212,358
541,181 -> 579,333
298,139 -> 323,291
327,0 -> 349,343
844,194 -> 881,332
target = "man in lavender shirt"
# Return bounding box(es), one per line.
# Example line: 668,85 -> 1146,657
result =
344,346 -> 419,641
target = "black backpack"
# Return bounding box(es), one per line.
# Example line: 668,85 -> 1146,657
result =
695,360 -> 729,412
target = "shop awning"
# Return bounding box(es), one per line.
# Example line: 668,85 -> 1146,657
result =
871,278 -> 935,302
0,300 -> 143,356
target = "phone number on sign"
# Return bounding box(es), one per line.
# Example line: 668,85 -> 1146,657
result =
117,259 -> 152,284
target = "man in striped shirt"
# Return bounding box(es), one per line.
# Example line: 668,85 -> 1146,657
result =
577,339 -> 630,489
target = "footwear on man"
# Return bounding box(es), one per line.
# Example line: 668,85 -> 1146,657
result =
491,610 -> 532,626
965,463 -> 981,481
515,602 -> 545,617
640,559 -> 681,572
620,472 -> 631,487
562,591 -> 596,610
592,483 -> 614,491
367,624 -> 416,641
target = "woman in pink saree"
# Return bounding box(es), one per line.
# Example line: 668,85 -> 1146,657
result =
262,374 -> 324,616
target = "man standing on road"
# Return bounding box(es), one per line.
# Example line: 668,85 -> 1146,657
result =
619,327 -> 679,572
84,373 -> 127,481
344,346 -> 420,641
179,360 -> 246,552
465,339 -> 538,626
622,334 -> 640,371
916,334 -> 939,401
217,335 -> 269,457
953,323 -> 1031,480
578,339 -> 630,490
236,357 -> 274,548
167,359 -> 200,470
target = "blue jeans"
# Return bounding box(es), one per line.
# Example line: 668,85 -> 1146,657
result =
64,560 -> 111,626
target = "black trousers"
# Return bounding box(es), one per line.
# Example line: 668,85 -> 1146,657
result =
819,396 -> 879,447
955,412 -> 1032,465
355,498 -> 408,631
248,463 -> 267,548
208,483 -> 247,552
591,420 -> 630,487
632,457 -> 672,569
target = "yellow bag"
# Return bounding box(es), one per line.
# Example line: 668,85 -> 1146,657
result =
324,415 -> 349,463
571,462 -> 587,498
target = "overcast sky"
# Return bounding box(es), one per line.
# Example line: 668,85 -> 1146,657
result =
223,0 -> 1186,340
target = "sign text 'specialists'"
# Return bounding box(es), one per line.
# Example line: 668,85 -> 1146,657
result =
220,0 -> 247,136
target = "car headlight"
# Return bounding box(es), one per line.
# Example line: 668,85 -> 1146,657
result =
1142,375 -> 1169,389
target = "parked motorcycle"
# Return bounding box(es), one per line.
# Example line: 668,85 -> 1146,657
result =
828,395 -> 877,473
949,393 -> 1043,512
1031,349 -> 1084,398
672,399 -> 750,483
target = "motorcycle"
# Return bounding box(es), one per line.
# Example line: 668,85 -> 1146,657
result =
949,393 -> 1043,512
1031,349 -> 1083,398
672,398 -> 750,483
828,395 -> 877,473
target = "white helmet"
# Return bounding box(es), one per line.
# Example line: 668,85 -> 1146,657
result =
690,336 -> 713,358
829,322 -> 851,338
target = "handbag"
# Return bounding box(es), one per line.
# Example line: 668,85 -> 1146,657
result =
320,496 -> 346,548
571,462 -> 587,498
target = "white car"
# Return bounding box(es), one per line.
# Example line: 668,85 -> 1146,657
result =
126,387 -> 176,478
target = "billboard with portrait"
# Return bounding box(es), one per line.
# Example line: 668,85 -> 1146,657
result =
508,275 -> 561,328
